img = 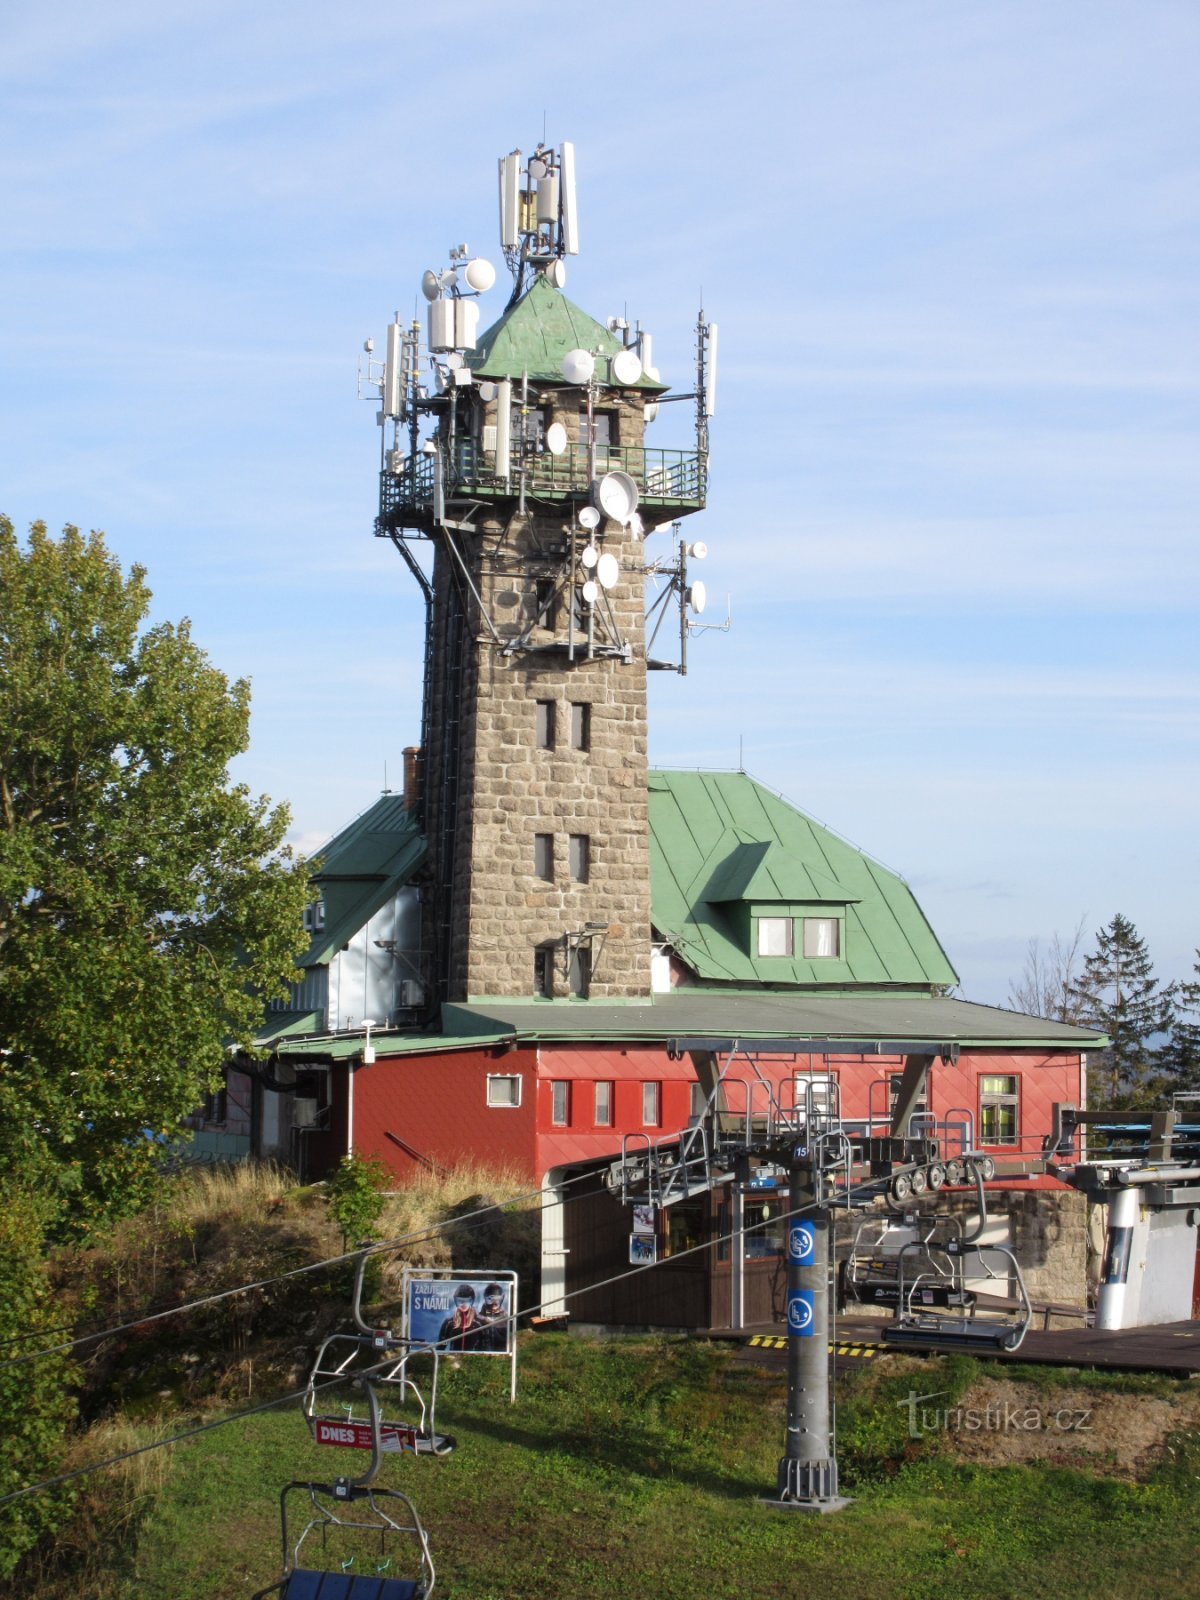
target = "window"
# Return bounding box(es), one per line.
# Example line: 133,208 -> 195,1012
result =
689,1081 -> 707,1121
487,1075 -> 521,1108
757,916 -> 793,957
551,1080 -> 571,1126
533,833 -> 554,881
569,702 -> 591,751
594,1081 -> 613,1126
793,1075 -> 836,1130
567,942 -> 590,998
888,1072 -> 930,1133
583,409 -> 614,465
535,700 -> 555,749
534,577 -> 556,626
303,899 -> 326,934
802,917 -> 840,958
568,834 -> 590,883
533,946 -> 554,998
203,1086 -> 228,1125
642,1081 -> 661,1126
979,1075 -> 1020,1146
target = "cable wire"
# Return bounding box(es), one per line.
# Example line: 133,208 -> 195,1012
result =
0,1157 -> 936,1509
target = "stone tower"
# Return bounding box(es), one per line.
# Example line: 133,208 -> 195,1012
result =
373,143 -> 711,1008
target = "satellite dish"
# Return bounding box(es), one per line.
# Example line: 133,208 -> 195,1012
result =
444,352 -> 463,371
463,257 -> 496,293
547,259 -> 566,288
421,270 -> 440,302
628,511 -> 644,538
611,348 -> 643,386
596,552 -> 619,590
545,421 -> 568,455
439,268 -> 459,291
580,544 -> 599,569
687,541 -> 708,560
581,579 -> 599,605
593,471 -> 639,525
578,505 -> 600,530
644,401 -> 658,424
528,156 -> 548,181
561,348 -> 594,384
687,581 -> 707,615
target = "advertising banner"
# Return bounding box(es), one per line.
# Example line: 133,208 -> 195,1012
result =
405,1274 -> 514,1355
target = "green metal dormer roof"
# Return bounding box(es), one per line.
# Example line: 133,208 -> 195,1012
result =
467,274 -> 667,390
301,794 -> 426,966
647,770 -> 957,991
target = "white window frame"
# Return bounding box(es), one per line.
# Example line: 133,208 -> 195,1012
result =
802,916 -> 840,958
551,1080 -> 571,1126
757,916 -> 793,957
594,1080 -> 613,1126
486,1074 -> 522,1109
642,1081 -> 661,1127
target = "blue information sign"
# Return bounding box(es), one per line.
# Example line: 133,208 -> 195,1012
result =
787,1289 -> 815,1337
788,1222 -> 815,1265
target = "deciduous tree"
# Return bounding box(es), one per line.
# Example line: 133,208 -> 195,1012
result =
0,518 -> 310,1227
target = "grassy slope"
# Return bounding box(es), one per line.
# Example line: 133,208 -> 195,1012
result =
48,1337 -> 1200,1600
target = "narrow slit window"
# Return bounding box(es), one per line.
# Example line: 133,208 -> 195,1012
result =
569,702 -> 591,751
568,943 -> 590,998
594,1081 -> 613,1126
642,1081 -> 661,1126
568,834 -> 590,883
533,833 -> 553,881
533,946 -> 553,998
535,700 -> 555,749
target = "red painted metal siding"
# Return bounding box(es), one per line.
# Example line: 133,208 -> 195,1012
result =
349,1048 -> 539,1181
327,1041 -> 1082,1187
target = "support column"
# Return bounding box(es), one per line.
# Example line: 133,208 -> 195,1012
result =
763,1153 -> 851,1513
1096,1186 -> 1139,1330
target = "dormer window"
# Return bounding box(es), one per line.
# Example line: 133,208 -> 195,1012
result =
802,917 -> 840,958
757,917 -> 793,958
303,899 -> 326,934
755,914 -> 842,959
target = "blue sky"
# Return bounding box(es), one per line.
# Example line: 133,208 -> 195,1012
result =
3,1 -> 1196,1005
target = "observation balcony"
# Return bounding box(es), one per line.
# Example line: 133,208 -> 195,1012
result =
377,438 -> 706,535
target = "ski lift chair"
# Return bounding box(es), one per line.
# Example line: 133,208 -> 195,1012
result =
251,1480 -> 435,1600
305,1336 -> 456,1458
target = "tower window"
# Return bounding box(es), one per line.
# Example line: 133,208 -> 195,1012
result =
569,702 -> 591,751
533,833 -> 554,881
551,1080 -> 571,1126
757,917 -> 793,957
536,700 -> 555,749
568,834 -> 590,883
533,945 -> 554,998
802,917 -> 840,958
534,578 -> 556,626
568,943 -> 590,998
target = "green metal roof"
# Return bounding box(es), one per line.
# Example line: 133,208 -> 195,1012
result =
440,993 -> 1105,1051
467,275 -> 666,390
301,794 -> 426,966
256,1009 -> 326,1045
647,771 -> 958,990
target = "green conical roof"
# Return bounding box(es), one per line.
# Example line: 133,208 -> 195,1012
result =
467,274 -> 666,390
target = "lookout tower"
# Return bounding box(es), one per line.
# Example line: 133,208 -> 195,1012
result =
368,141 -> 716,1009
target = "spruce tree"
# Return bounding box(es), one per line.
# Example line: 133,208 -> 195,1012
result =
1066,914 -> 1175,1104
1156,950 -> 1200,1096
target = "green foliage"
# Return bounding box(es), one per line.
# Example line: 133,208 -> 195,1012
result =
0,1184 -> 78,1580
326,1152 -> 389,1248
0,519 -> 310,1231
1066,913 -> 1176,1104
1156,948 -> 1200,1094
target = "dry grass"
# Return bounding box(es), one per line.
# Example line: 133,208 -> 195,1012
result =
374,1161 -> 541,1293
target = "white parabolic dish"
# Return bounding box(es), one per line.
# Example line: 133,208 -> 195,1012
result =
596,552 -> 620,590
593,471 -> 639,525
